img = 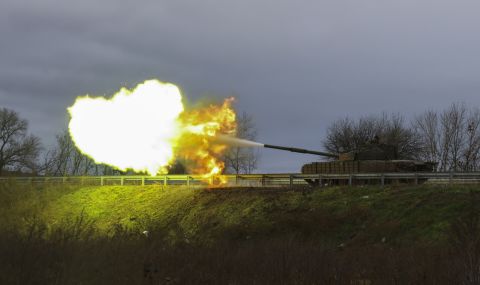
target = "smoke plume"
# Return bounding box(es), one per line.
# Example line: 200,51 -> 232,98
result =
215,135 -> 264,147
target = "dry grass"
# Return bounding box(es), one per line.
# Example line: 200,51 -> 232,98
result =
0,223 -> 469,285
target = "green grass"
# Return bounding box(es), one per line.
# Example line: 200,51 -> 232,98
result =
0,182 -> 478,246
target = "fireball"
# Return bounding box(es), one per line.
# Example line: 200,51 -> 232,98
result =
68,79 -> 236,176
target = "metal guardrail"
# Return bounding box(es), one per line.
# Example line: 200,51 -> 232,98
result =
1,172 -> 480,187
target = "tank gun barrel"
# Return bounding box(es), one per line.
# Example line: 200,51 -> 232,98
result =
263,144 -> 339,158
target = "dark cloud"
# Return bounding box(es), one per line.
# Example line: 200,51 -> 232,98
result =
2,0 -> 480,172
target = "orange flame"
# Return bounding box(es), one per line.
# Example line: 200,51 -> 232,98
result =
177,98 -> 236,176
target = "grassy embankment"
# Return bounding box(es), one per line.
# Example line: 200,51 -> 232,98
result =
2,182 -> 469,244
0,182 -> 479,284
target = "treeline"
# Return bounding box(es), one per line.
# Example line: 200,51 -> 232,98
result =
2,102 -> 480,176
324,102 -> 480,171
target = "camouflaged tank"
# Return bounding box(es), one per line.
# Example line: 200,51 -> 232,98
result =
264,143 -> 436,174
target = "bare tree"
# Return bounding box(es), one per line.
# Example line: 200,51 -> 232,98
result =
323,113 -> 421,159
224,112 -> 259,174
438,103 -> 467,171
323,118 -> 355,154
0,108 -> 41,175
53,130 -> 74,175
463,108 -> 480,171
448,103 -> 466,171
413,103 -> 480,172
413,110 -> 440,165
43,129 -> 99,176
382,113 -> 422,159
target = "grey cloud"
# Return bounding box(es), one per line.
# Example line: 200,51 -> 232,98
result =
1,0 -> 480,172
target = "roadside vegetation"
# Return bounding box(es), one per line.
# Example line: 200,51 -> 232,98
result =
1,183 -> 480,284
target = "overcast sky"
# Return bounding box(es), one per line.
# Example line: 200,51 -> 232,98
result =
2,0 -> 480,172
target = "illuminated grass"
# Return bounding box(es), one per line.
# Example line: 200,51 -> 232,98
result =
0,183 -> 477,245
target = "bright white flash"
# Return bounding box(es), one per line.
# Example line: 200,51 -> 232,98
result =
68,80 -> 184,175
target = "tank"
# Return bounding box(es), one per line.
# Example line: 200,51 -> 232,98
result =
264,143 -> 436,174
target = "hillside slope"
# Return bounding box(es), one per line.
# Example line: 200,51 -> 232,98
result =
1,183 -> 475,246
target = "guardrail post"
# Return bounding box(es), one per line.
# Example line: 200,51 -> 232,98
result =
141,176 -> 145,186
319,175 -> 323,188
100,177 -> 104,186
187,176 -> 190,187
164,176 -> 167,186
289,175 -> 293,187
120,177 -> 124,186
414,174 -> 418,185
348,175 -> 353,186
381,174 -> 385,187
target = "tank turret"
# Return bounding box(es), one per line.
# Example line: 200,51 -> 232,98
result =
338,143 -> 398,161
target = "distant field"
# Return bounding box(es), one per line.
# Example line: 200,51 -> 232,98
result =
1,183 -> 480,284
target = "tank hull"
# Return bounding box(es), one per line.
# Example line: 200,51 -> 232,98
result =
301,160 -> 435,174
